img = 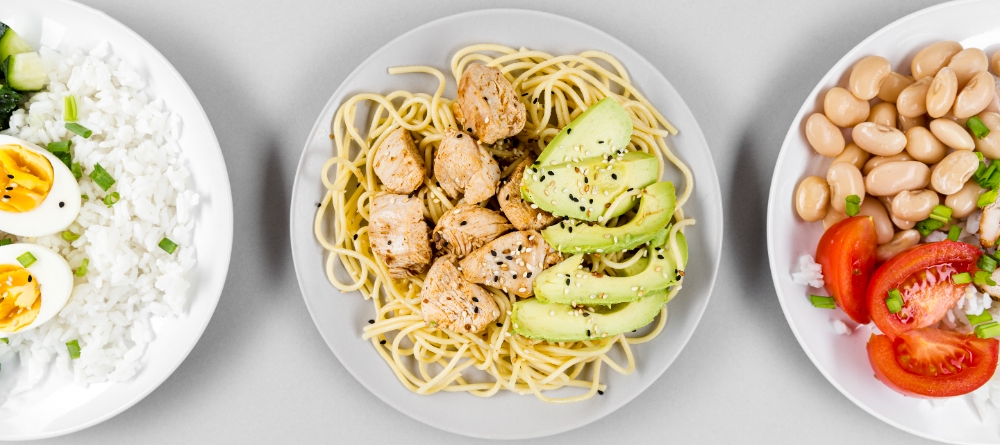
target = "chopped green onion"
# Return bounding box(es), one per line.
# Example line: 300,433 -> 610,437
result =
979,254 -> 998,274
71,162 -> 82,180
16,252 -> 36,268
976,321 -> 1000,339
0,239 -> 11,246
810,295 -> 836,309
948,225 -> 963,241
75,258 -> 88,277
969,116 -> 991,140
65,340 -> 81,359
46,140 -> 71,153
61,231 -> 79,241
158,237 -> 178,254
89,163 -> 115,191
65,123 -> 92,138
63,94 -> 77,122
929,205 -> 954,223
977,151 -> 986,162
975,270 -> 997,286
103,192 -> 120,207
968,311 -> 994,325
886,288 -> 904,314
845,195 -> 861,217
979,188 -> 999,208
0,337 -> 7,344
81,194 -> 89,200
976,162 -> 1000,189
953,272 -> 973,285
915,218 -> 946,237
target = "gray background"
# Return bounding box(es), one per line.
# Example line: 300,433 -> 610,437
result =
7,0 -> 950,443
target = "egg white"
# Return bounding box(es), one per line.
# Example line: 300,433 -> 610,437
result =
0,135 -> 82,237
0,243 -> 74,334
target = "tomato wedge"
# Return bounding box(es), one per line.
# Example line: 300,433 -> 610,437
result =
815,216 -> 877,324
867,241 -> 980,340
867,328 -> 999,397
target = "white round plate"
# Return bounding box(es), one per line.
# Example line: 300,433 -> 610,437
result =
290,9 -> 722,440
767,1 -> 1000,443
0,0 -> 233,440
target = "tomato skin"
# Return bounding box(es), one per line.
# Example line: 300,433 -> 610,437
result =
867,328 -> 999,398
867,241 -> 981,340
815,216 -> 877,324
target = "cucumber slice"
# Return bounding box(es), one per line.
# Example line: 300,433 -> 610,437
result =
3,52 -> 47,92
0,24 -> 33,70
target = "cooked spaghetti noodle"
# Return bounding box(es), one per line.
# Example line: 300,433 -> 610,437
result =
314,44 -> 695,402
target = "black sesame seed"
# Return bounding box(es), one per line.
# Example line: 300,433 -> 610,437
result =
474,307 -> 480,313
587,329 -> 591,336
28,275 -> 32,282
547,171 -> 554,176
568,226 -> 573,233
512,273 -> 517,279
460,221 -> 467,226
566,278 -> 571,285
611,174 -> 618,180
533,98 -> 538,104
589,199 -> 593,204
380,340 -> 387,345
59,202 -> 65,208
467,128 -> 473,133
607,155 -> 613,161
494,276 -> 499,282
482,96 -> 488,102
526,272 -> 532,278
583,312 -> 590,317
506,255 -> 513,260
5,187 -> 11,191
579,206 -> 585,212
353,234 -> 358,240
497,322 -> 503,327
505,194 -> 510,201
584,177 -> 589,184
658,255 -> 664,260
496,261 -> 503,265
491,250 -> 497,256
316,203 -> 321,208
2,195 -> 8,199
457,133 -> 463,139
368,319 -> 375,324
521,92 -> 528,96
560,222 -> 566,228
387,240 -> 392,245
6,175 -> 12,179
627,187 -> 634,192
567,128 -> 572,134
472,297 -> 479,302
598,390 -> 604,395
598,140 -> 604,144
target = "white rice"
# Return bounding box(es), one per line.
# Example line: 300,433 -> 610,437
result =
831,319 -> 851,335
792,254 -> 824,288
0,44 -> 197,389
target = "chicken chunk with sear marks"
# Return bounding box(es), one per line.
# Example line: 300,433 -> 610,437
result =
499,157 -> 559,231
421,255 -> 499,333
452,64 -> 526,145
372,127 -> 426,194
432,204 -> 513,257
368,194 -> 432,279
433,127 -> 500,204
459,230 -> 560,297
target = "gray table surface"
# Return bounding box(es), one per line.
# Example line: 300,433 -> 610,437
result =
5,0 -> 955,443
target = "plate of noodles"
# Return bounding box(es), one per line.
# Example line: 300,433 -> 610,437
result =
0,0 -> 232,440
290,9 -> 721,439
768,0 -> 1000,443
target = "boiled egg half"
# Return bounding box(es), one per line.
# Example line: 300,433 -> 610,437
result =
0,243 -> 74,334
0,135 -> 81,237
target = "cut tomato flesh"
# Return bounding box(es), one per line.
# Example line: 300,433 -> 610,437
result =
816,216 -> 877,324
868,328 -> 999,398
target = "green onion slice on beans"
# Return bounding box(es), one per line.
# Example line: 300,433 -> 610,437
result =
968,116 -> 991,140
915,218 -> 945,237
885,288 -> 904,314
979,188 -> 999,208
947,225 -> 962,241
845,195 -> 861,217
929,205 -> 953,223
809,295 -> 836,309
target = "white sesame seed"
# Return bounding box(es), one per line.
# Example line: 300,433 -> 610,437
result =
549,311 -> 555,316
631,286 -> 638,291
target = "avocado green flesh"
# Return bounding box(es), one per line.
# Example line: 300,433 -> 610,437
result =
536,97 -> 633,167
542,181 -> 676,255
511,290 -> 668,342
535,232 -> 688,305
520,151 -> 657,221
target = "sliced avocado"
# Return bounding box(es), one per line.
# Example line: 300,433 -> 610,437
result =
0,25 -> 33,73
536,97 -> 633,167
542,181 -> 676,254
511,289 -> 668,342
521,151 -> 657,221
535,232 -> 688,305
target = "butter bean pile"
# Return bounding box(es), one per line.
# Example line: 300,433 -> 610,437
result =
796,42 -> 1000,262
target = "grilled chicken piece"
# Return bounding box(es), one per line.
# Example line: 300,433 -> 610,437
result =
498,157 -> 559,231
452,64 -> 526,144
369,194 -> 432,279
434,128 -> 500,204
459,230 -> 556,297
372,127 -> 426,194
981,198 -> 1000,248
421,255 -> 499,333
432,204 -> 513,257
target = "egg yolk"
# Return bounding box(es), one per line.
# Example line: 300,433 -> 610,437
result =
0,143 -> 54,213
0,264 -> 40,332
